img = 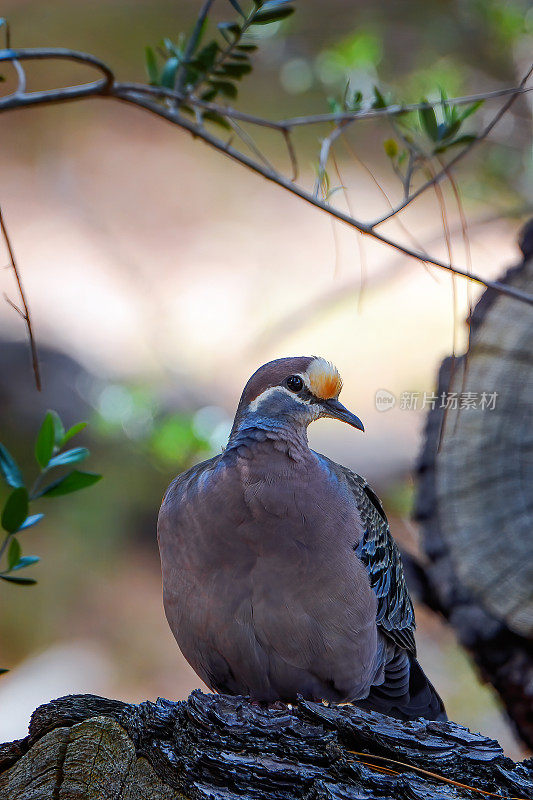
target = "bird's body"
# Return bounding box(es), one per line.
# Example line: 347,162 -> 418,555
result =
158,356 -> 446,720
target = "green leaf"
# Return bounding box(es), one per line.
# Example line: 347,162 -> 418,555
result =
202,110 -> 231,130
236,44 -> 258,52
251,6 -> 294,24
201,88 -> 218,101
194,41 -> 219,71
40,471 -> 102,498
7,537 -> 21,570
50,411 -> 65,447
60,422 -> 87,448
47,447 -> 89,469
372,86 -> 387,108
227,0 -> 246,16
160,56 -> 179,88
18,513 -> 44,531
215,61 -> 252,78
12,555 -> 40,571
1,488 -> 29,533
0,668 -> 8,675
145,46 -> 159,84
217,21 -> 241,41
459,99 -> 483,122
208,80 -> 238,99
419,101 -> 439,141
0,444 -> 24,488
433,134 -> 476,153
442,119 -> 461,141
0,574 -> 37,586
35,412 -> 55,469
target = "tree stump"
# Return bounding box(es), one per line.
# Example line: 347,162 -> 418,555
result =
414,221 -> 533,748
1,690 -> 533,799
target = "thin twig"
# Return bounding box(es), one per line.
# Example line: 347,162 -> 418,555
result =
277,84 -> 533,127
282,128 -> 298,181
331,151 -> 366,304
0,206 -> 41,390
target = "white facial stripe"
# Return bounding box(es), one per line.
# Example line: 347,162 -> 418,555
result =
248,385 -> 311,413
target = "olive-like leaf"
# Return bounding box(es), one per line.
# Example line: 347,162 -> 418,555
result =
202,110 -> 231,129
50,411 -> 65,447
217,21 -> 241,41
0,668 -> 8,675
160,56 -> 180,88
35,412 -> 55,469
11,555 -> 40,571
0,444 -> 24,488
40,470 -> 102,498
419,102 -> 439,141
372,86 -> 387,109
7,537 -> 21,570
145,46 -> 159,84
459,99 -> 483,122
215,62 -> 252,78
0,574 -> 37,586
60,422 -> 88,448
194,41 -> 219,71
227,0 -> 246,16
433,134 -> 476,153
208,80 -> 238,98
251,6 -> 294,24
47,447 -> 89,469
18,513 -> 44,531
1,487 -> 29,533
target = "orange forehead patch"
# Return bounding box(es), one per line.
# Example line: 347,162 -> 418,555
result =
306,358 -> 343,399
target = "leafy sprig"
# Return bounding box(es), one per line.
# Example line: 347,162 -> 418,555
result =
0,410 -> 101,590
144,0 -> 294,127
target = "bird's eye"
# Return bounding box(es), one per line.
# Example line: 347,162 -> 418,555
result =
286,375 -> 304,393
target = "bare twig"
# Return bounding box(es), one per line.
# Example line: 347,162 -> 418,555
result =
282,129 -> 298,182
0,206 -> 41,390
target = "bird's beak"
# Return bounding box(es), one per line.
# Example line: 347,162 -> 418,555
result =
322,398 -> 365,432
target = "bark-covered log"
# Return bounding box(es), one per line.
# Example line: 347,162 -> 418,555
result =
414,220 -> 533,749
1,690 -> 533,799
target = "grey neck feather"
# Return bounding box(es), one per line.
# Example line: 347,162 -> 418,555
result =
226,413 -> 310,459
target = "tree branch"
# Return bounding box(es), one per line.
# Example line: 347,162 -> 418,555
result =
1,47 -> 532,309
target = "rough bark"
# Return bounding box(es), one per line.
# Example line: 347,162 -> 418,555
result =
1,690 -> 533,799
414,220 -> 533,749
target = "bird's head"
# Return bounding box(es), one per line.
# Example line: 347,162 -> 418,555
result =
230,356 -> 364,438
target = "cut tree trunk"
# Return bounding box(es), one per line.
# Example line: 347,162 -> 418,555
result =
1,690 -> 533,799
413,220 -> 533,749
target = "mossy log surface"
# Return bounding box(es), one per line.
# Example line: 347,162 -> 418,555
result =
1,690 -> 533,799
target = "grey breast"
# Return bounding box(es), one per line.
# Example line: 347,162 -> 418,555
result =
157,440 -> 382,703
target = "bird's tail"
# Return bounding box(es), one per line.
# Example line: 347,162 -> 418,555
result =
355,650 -> 447,722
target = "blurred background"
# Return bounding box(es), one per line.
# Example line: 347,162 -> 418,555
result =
0,0 -> 532,756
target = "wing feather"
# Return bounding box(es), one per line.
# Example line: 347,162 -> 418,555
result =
320,456 -> 416,655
